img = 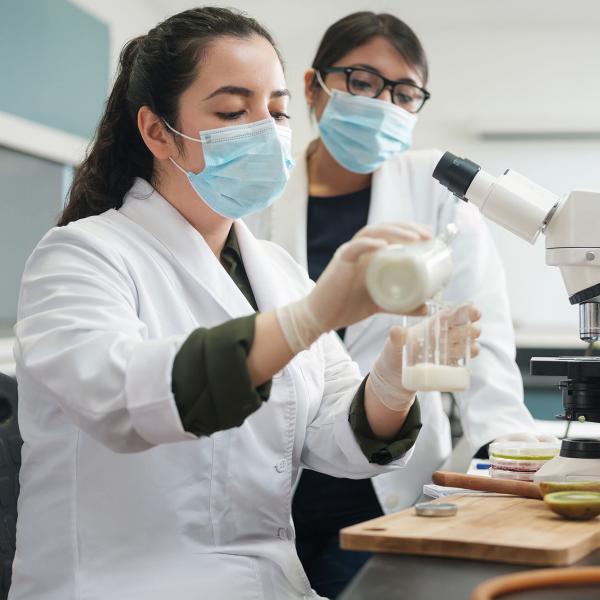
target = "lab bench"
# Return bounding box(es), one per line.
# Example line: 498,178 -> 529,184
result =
339,549 -> 600,600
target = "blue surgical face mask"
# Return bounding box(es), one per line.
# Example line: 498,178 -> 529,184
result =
165,118 -> 295,219
315,71 -> 417,174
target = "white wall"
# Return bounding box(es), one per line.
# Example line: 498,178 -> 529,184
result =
77,0 -> 600,336
417,25 -> 600,334
70,0 -> 162,80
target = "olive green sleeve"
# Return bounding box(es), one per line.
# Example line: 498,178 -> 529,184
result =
348,377 -> 422,465
171,314 -> 271,437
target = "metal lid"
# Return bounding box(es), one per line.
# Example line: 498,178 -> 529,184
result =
560,438 -> 600,459
414,502 -> 458,517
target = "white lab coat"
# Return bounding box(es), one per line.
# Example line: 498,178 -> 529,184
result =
11,178 -> 414,600
245,146 -> 537,512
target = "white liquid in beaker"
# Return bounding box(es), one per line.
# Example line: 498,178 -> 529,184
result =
402,363 -> 470,392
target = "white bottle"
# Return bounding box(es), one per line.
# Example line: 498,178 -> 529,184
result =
366,224 -> 457,313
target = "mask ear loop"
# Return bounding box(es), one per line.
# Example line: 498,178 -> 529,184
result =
162,118 -> 200,175
314,70 -> 333,97
162,118 -> 202,143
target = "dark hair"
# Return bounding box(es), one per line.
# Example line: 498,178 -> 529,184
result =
311,12 -> 428,86
59,7 -> 280,226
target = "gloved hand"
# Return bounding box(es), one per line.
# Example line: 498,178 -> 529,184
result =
494,432 -> 561,445
404,303 -> 482,365
367,326 -> 415,412
446,304 -> 482,362
369,305 -> 482,411
276,222 -> 431,353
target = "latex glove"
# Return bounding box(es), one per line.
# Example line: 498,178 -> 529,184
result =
446,304 -> 482,361
370,305 -> 482,411
276,222 -> 431,353
405,303 -> 482,365
368,326 -> 415,412
494,432 -> 561,445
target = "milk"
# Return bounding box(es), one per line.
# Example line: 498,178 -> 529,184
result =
402,363 -> 470,392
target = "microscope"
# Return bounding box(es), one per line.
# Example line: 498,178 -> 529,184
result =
433,152 -> 600,480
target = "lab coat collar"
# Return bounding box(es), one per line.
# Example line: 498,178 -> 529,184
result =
234,219 -> 291,312
270,148 -> 310,269
119,178 -> 261,319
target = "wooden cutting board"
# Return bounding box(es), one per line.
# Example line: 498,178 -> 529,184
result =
340,494 -> 600,566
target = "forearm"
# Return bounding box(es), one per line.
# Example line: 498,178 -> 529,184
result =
348,376 -> 422,465
247,311 -> 295,386
365,375 -> 415,440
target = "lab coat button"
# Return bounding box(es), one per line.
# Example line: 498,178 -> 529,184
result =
275,459 -> 286,473
277,527 -> 287,540
384,493 -> 399,509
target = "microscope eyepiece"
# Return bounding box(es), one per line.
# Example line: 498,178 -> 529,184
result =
433,152 -> 481,200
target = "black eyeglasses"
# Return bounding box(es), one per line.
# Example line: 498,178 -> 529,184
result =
321,66 -> 431,114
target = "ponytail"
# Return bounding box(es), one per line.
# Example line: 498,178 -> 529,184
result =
59,7 -> 280,226
59,37 -> 149,226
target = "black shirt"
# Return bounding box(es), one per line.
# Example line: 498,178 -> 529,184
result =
306,186 -> 372,282
307,186 -> 372,339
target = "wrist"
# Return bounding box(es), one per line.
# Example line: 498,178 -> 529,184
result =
275,297 -> 326,354
367,369 -> 415,412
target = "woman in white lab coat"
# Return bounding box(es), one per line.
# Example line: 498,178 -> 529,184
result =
245,11 -> 546,598
10,8 -> 483,600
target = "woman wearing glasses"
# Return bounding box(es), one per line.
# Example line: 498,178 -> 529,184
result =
246,11 -> 545,598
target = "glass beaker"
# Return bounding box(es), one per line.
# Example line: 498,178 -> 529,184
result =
401,301 -> 471,392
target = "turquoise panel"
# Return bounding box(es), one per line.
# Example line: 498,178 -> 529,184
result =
524,389 -> 564,422
0,0 -> 109,138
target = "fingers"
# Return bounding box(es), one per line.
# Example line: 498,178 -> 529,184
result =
442,319 -> 480,347
336,237 -> 387,263
388,325 -> 407,348
385,221 -> 432,240
379,326 -> 408,363
447,303 -> 481,326
405,303 -> 429,317
444,338 -> 479,360
360,225 -> 419,244
355,222 -> 432,245
468,304 -> 481,322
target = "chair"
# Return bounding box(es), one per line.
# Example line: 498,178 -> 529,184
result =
0,374 -> 21,600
